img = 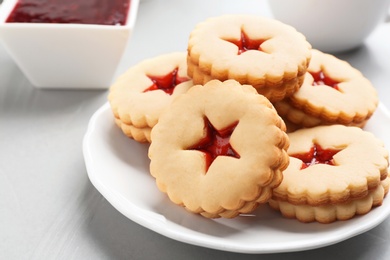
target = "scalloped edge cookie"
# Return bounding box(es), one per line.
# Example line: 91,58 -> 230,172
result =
269,124 -> 389,223
274,49 -> 378,128
108,52 -> 193,143
148,80 -> 289,218
272,125 -> 389,207
269,176 -> 389,223
187,14 -> 311,102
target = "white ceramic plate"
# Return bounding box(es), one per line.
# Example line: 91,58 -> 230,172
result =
83,102 -> 390,254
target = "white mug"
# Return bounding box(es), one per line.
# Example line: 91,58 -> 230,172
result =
267,0 -> 390,53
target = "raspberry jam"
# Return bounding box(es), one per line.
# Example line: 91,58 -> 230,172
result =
310,71 -> 340,90
188,118 -> 240,172
226,31 -> 266,55
6,0 -> 130,26
144,68 -> 189,95
290,144 -> 340,169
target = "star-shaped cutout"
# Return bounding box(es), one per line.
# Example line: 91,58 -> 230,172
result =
188,118 -> 240,172
291,144 -> 341,170
310,71 -> 340,90
144,68 -> 189,95
225,31 -> 266,55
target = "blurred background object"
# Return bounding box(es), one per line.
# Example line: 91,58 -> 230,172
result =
268,0 -> 390,53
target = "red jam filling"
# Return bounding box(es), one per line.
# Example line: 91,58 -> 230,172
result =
144,68 -> 190,95
6,0 -> 130,25
310,71 -> 340,90
290,144 -> 340,170
226,31 -> 266,55
188,118 -> 240,172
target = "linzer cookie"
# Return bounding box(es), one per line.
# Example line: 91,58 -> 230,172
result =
108,52 -> 193,143
148,80 -> 289,218
269,125 -> 389,223
187,15 -> 311,102
274,49 -> 378,129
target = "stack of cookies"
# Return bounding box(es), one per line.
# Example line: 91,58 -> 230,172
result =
108,15 -> 389,223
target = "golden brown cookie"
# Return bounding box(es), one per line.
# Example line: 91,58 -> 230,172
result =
108,52 -> 193,143
273,49 -> 378,128
148,80 -> 289,218
269,125 -> 389,223
269,177 -> 389,223
187,15 -> 312,102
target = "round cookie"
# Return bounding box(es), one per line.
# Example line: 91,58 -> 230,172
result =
148,80 -> 289,218
269,177 -> 389,223
108,52 -> 193,143
187,15 -> 312,102
269,125 -> 389,223
273,49 -> 378,128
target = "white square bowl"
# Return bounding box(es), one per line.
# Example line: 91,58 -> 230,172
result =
0,0 -> 139,89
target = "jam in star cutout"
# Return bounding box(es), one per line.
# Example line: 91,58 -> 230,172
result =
290,144 -> 341,170
144,68 -> 190,95
225,31 -> 266,55
310,71 -> 340,90
188,118 -> 240,172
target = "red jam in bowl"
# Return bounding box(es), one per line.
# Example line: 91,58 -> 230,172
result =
6,0 -> 130,25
